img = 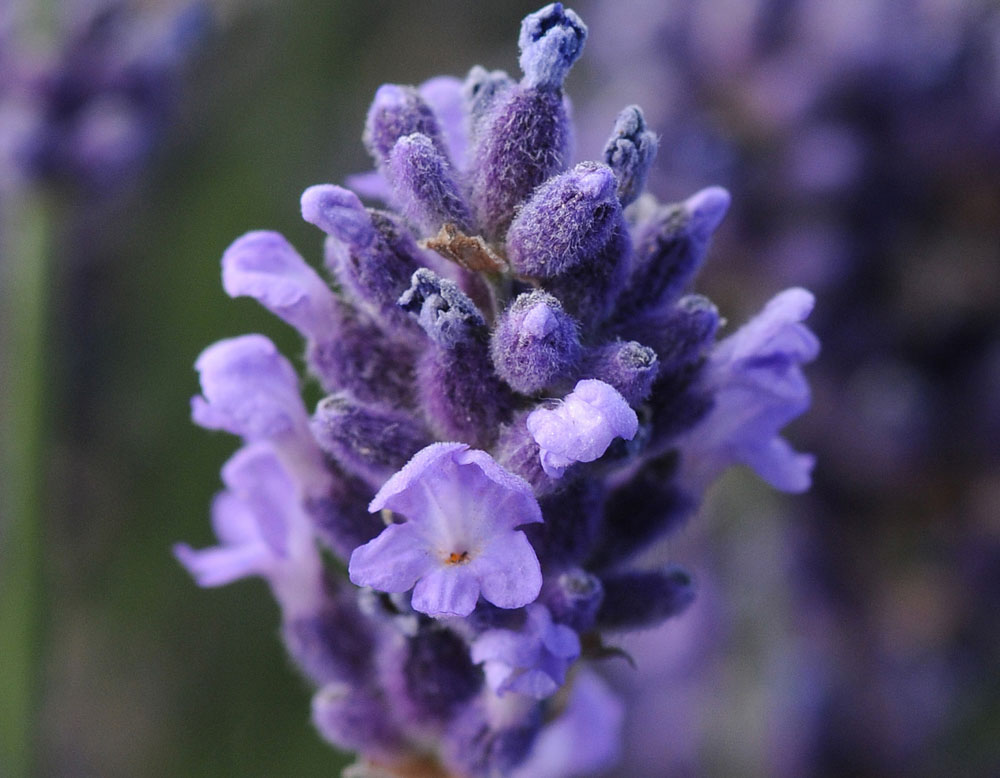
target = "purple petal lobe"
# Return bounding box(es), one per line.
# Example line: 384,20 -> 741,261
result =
222,230 -> 338,340
475,531 -> 543,610
411,566 -> 481,617
348,522 -> 435,593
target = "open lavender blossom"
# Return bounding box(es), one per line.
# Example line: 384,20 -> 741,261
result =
177,4 -> 817,775
350,443 -> 543,617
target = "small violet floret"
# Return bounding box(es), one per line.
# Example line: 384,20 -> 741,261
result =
471,604 -> 580,699
677,288 -> 820,493
348,443 -> 544,617
527,379 -> 639,478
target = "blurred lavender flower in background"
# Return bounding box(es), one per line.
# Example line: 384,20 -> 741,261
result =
579,0 -> 1000,774
0,0 -> 210,193
176,3 -> 818,775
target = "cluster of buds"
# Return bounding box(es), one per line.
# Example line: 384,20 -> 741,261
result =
176,4 -> 817,776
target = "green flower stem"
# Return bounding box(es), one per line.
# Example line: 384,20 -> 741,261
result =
0,188 -> 54,778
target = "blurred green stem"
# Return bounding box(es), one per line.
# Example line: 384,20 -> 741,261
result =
0,188 -> 53,778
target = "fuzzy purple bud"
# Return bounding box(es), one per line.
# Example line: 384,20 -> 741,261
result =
468,73 -> 572,239
621,294 -> 720,373
385,132 -> 471,235
311,393 -> 432,489
363,83 -> 444,165
596,567 -> 696,631
542,569 -> 604,633
398,268 -> 486,346
305,301 -> 418,408
400,270 -> 514,445
603,105 -> 658,206
582,340 -> 660,405
507,161 -> 620,279
491,291 -> 582,394
527,379 -> 638,478
518,3 -> 588,90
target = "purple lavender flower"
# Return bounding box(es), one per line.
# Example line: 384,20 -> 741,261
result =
676,287 -> 820,494
173,442 -> 324,616
177,5 -> 817,774
471,604 -> 580,699
349,443 -> 543,618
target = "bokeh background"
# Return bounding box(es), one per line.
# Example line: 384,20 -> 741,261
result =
1,1 -> 998,776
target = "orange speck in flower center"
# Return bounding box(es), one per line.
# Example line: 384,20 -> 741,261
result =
445,550 -> 471,565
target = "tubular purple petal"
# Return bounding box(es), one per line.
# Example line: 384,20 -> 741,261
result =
221,230 -> 338,341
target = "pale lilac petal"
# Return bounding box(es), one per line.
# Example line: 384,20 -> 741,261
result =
221,230 -> 338,340
209,491 -> 258,546
411,566 -> 481,617
542,622 -> 581,659
367,442 -> 464,510
362,443 -> 543,614
454,448 -> 542,529
527,379 -> 638,478
471,604 -> 578,700
172,541 -> 270,588
191,334 -> 307,439
738,438 -> 816,493
221,444 -> 303,558
475,531 -> 542,609
348,522 -> 435,593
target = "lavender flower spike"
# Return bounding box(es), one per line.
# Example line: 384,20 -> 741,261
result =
180,6 -> 820,772
527,379 -> 639,478
471,604 -> 580,699
349,443 -> 543,617
678,288 -> 820,493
